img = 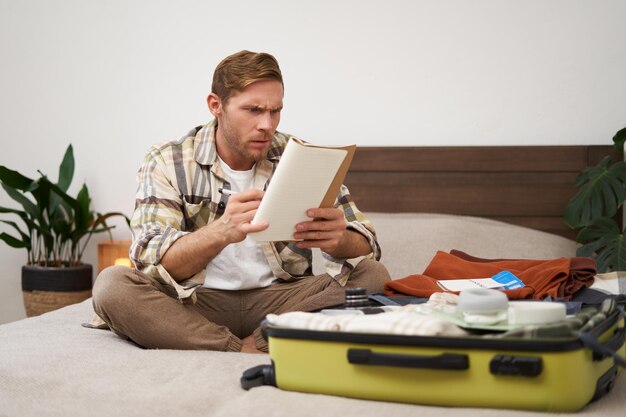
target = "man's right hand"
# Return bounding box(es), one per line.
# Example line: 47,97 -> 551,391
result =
219,189 -> 269,244
160,189 -> 269,281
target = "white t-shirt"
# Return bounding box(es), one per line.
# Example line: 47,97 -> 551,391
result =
202,157 -> 275,290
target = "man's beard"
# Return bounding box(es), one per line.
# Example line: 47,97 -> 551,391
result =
221,123 -> 271,163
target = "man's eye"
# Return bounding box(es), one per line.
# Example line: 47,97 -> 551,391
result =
248,108 -> 261,113
271,109 -> 282,115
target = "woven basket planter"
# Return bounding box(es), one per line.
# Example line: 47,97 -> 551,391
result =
21,264 -> 93,317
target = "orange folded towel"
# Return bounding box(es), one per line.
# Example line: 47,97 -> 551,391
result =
384,250 -> 596,300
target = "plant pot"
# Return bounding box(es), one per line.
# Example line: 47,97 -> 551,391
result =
21,264 -> 93,317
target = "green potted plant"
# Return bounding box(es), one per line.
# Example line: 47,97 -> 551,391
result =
564,126 -> 626,272
0,144 -> 129,316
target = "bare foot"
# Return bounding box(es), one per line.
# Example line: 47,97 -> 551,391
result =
240,335 -> 265,354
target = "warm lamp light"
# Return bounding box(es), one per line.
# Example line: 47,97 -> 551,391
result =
113,258 -> 132,267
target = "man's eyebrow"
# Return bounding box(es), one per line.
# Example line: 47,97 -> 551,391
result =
246,104 -> 283,111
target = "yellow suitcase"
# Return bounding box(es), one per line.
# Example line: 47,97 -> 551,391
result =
242,307 -> 625,412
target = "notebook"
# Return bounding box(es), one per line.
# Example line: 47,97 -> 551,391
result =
249,138 -> 356,242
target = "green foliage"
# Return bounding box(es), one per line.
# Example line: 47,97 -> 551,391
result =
564,127 -> 626,272
575,218 -> 626,273
0,144 -> 129,267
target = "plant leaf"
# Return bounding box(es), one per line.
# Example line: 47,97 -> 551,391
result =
44,178 -> 77,207
46,144 -> 75,216
32,177 -> 53,220
0,206 -> 40,237
613,126 -> 626,153
39,177 -> 77,222
0,232 -> 29,249
0,206 -> 27,216
0,219 -> 30,240
92,211 -> 131,229
575,218 -> 626,272
74,184 -> 91,232
1,183 -> 40,222
0,220 -> 31,249
576,238 -> 605,258
57,144 -> 74,192
50,208 -> 71,239
564,157 -> 626,228
1,144 -> 132,265
0,166 -> 37,191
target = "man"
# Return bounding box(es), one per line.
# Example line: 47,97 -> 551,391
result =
93,50 -> 390,353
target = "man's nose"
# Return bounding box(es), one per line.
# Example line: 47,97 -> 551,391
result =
257,111 -> 273,130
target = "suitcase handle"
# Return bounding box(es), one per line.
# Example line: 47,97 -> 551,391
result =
347,348 -> 469,370
579,324 -> 626,368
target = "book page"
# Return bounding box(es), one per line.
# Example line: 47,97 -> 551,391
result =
436,278 -> 505,292
249,138 -> 353,242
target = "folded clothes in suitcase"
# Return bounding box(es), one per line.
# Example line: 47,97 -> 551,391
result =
242,298 -> 626,412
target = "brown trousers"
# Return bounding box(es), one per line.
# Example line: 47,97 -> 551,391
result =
92,259 -> 390,352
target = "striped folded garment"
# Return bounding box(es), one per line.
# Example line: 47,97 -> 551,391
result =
266,306 -> 468,337
591,272 -> 626,295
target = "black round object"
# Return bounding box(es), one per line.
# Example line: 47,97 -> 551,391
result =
344,287 -> 370,308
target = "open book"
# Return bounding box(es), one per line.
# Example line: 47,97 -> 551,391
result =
248,138 -> 356,242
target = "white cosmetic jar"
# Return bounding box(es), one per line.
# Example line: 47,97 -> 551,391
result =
508,301 -> 566,325
458,288 -> 509,314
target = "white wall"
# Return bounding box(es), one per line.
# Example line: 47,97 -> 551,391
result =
1,0 -> 625,324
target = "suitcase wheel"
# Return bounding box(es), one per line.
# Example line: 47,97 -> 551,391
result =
241,364 -> 276,390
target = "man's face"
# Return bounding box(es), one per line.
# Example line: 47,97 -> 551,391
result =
211,80 -> 284,170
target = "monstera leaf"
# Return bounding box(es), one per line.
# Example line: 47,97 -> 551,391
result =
563,157 -> 626,229
613,126 -> 626,153
576,218 -> 626,272
564,126 -> 626,273
564,127 -> 626,230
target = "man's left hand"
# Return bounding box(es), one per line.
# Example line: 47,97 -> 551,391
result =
293,208 -> 347,253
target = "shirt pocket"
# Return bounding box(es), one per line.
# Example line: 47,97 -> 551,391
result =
182,198 -> 215,230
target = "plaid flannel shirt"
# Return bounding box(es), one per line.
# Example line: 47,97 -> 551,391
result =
129,120 -> 381,302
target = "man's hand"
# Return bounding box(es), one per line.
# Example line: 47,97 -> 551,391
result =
293,208 -> 347,253
220,189 -> 269,244
160,189 -> 268,281
293,208 -> 373,259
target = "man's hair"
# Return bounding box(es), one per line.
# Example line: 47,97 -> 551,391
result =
211,50 -> 283,104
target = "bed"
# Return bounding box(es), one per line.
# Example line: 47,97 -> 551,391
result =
0,145 -> 624,417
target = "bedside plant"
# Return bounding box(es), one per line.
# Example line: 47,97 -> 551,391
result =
0,144 -> 129,316
564,127 -> 626,272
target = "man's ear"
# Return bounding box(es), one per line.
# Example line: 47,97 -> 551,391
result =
207,93 -> 222,117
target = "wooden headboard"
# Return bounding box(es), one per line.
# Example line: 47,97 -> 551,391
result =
344,146 -> 618,240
